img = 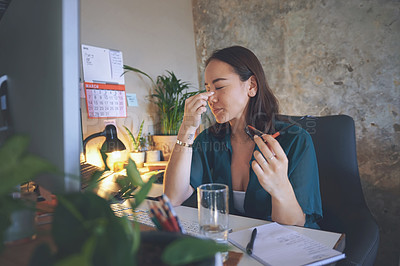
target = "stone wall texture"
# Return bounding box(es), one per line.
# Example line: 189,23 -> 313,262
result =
192,0 -> 399,265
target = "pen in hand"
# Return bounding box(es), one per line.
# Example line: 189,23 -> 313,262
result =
246,228 -> 257,255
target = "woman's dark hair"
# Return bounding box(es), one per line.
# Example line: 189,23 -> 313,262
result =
205,46 -> 279,137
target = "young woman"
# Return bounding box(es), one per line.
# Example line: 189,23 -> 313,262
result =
164,46 -> 322,228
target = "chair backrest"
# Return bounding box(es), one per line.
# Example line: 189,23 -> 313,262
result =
278,114 -> 379,265
278,115 -> 365,230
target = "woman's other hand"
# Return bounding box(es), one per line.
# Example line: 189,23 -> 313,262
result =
251,134 -> 305,226
251,134 -> 291,198
181,91 -> 214,131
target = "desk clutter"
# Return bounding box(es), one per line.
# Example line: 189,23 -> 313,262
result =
147,195 -> 183,233
228,222 -> 345,266
111,196 -> 201,236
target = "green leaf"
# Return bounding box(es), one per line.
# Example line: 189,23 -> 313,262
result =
55,253 -> 90,266
122,65 -> 155,84
162,237 -> 230,265
136,121 -> 144,147
123,125 -> 137,150
129,219 -> 141,255
131,175 -> 157,208
85,170 -> 108,191
0,135 -> 29,168
99,148 -> 110,171
0,136 -> 56,196
54,236 -> 96,266
124,121 -> 146,151
126,158 -> 144,187
57,195 -> 85,224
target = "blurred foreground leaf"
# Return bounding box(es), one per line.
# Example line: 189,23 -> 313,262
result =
162,237 -> 230,265
0,135 -> 56,195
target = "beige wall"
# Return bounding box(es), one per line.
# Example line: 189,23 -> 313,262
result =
80,0 -> 198,165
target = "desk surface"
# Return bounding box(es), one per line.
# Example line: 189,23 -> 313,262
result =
135,184 -> 345,266
0,197 -> 344,266
170,203 -> 344,266
89,172 -> 346,266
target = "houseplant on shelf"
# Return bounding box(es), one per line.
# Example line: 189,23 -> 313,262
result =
124,120 -> 147,167
123,65 -> 202,161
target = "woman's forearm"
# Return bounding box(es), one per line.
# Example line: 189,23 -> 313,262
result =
163,127 -> 196,206
164,91 -> 213,206
270,183 -> 305,226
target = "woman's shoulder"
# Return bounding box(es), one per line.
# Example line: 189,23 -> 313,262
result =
274,121 -> 313,149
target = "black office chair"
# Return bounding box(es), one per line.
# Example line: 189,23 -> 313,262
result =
278,114 -> 380,266
182,114 -> 380,265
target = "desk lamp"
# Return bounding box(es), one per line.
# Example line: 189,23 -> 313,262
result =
83,125 -> 126,167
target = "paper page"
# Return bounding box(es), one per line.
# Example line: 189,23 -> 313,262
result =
229,223 -> 344,266
81,44 -> 112,83
109,49 -> 125,84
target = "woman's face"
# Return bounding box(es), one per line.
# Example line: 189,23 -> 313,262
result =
205,59 -> 254,124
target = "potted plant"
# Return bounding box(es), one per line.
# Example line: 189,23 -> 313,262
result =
30,152 -> 228,265
123,65 -> 201,161
0,135 -> 55,251
124,120 -> 147,167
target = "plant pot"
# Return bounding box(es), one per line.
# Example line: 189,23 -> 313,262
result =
139,231 -> 217,266
130,151 -> 146,168
152,135 -> 177,161
145,150 -> 161,163
106,150 -> 129,171
4,208 -> 36,244
3,193 -> 37,244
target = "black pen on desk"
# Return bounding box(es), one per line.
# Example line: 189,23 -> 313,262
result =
246,228 -> 257,255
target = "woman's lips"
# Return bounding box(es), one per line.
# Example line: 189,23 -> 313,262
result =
212,108 -> 223,115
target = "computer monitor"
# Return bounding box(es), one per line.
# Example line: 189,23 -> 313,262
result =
0,0 -> 81,193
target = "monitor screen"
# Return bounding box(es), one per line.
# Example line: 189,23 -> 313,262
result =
0,0 -> 81,193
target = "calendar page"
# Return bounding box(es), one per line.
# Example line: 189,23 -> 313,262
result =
84,82 -> 127,118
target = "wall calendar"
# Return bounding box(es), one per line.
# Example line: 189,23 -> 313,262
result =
81,44 -> 127,119
84,82 -> 127,118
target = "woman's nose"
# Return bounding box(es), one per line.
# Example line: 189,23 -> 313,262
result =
208,91 -> 217,103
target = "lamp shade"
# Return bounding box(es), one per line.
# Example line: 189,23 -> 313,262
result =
101,125 -> 126,153
83,124 -> 126,160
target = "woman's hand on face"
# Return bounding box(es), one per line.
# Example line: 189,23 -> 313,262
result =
182,91 -> 214,131
251,135 -> 291,198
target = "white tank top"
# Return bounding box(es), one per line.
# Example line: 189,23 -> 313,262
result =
233,190 -> 246,214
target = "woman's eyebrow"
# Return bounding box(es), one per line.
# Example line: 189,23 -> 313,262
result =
205,78 -> 228,86
212,78 -> 228,84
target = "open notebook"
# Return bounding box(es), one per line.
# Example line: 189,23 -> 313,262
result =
228,222 -> 345,266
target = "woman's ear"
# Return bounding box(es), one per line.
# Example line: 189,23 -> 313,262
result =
248,75 -> 258,97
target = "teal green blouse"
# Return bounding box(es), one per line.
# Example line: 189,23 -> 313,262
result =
189,122 -> 323,229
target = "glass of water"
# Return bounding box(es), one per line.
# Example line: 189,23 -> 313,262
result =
197,183 -> 229,261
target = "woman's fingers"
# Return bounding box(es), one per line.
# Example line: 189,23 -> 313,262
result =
253,150 -> 273,172
185,92 -> 214,113
187,91 -> 214,104
253,135 -> 276,160
183,91 -> 214,128
252,134 -> 289,195
260,135 -> 287,161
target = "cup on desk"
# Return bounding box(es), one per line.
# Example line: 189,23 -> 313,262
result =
197,183 -> 229,262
